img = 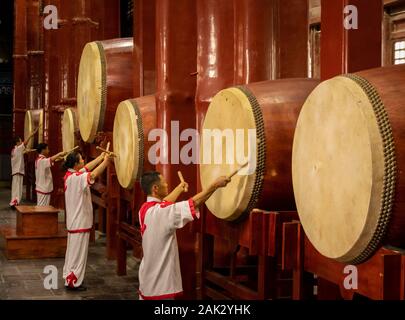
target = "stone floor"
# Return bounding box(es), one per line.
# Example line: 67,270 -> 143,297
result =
0,187 -> 140,300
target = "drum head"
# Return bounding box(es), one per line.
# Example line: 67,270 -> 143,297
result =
24,111 -> 33,149
62,108 -> 78,152
77,42 -> 104,143
200,88 -> 258,221
292,75 -> 394,263
113,100 -> 141,189
24,110 -> 43,149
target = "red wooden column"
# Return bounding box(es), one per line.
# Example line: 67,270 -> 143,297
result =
13,0 -> 28,137
71,0 -> 99,99
195,0 -> 235,131
95,0 -> 120,40
275,0 -> 309,78
26,0 -> 44,112
155,0 -> 198,299
321,0 -> 383,80
234,0 -> 274,83
195,0 -> 236,298
133,0 -> 156,97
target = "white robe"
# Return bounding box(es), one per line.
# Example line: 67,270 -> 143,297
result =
9,144 -> 25,206
62,167 -> 94,288
35,155 -> 54,206
138,196 -> 199,300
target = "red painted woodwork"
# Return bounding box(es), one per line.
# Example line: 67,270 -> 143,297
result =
133,0 -> 156,97
13,0 -> 28,138
275,0 -> 309,78
155,0 -> 198,299
321,0 -> 383,80
16,205 -> 59,236
283,221 -> 404,300
0,206 -> 67,260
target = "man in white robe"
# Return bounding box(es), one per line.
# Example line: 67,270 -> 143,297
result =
138,171 -> 230,300
35,143 -> 66,206
62,151 -> 112,291
9,128 -> 38,207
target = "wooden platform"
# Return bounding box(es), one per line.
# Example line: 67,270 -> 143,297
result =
0,205 -> 67,260
282,221 -> 405,300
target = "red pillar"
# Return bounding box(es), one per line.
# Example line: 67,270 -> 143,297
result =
133,0 -> 156,97
234,0 -> 275,83
195,0 -> 235,131
275,0 -> 309,78
26,0 -> 44,112
13,0 -> 28,138
155,0 -> 198,299
321,0 -> 383,80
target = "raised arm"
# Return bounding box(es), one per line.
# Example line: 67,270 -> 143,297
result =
85,154 -> 105,171
90,154 -> 113,180
191,176 -> 230,210
51,151 -> 68,162
23,126 -> 40,145
163,181 -> 189,203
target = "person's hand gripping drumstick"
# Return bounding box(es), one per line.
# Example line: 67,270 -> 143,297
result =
96,144 -> 117,158
177,171 -> 189,193
227,161 -> 249,180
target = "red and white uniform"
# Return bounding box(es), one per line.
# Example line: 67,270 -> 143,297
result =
138,196 -> 199,300
62,167 -> 94,288
35,155 -> 54,206
9,143 -> 25,206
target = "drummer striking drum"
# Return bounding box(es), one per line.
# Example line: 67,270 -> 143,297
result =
138,171 -> 231,300
35,143 -> 67,206
62,151 -> 113,291
9,127 -> 39,207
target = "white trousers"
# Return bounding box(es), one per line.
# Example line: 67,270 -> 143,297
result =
10,174 -> 23,206
37,193 -> 51,206
63,232 -> 90,288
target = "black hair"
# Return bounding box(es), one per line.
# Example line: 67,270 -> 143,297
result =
63,151 -> 81,170
14,136 -> 22,144
36,143 -> 48,154
140,171 -> 162,195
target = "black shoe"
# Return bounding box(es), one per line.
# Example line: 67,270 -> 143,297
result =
65,285 -> 87,292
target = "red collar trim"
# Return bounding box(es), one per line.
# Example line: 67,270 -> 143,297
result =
138,200 -> 175,236
63,170 -> 75,191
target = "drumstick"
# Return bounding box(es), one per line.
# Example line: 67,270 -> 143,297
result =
96,146 -> 117,157
65,146 -> 79,154
106,142 -> 110,152
177,171 -> 188,192
227,161 -> 249,179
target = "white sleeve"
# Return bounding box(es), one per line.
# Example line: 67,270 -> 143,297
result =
40,158 -> 53,169
78,172 -> 94,191
159,199 -> 200,231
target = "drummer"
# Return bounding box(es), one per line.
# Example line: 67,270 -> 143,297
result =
35,143 -> 67,206
9,128 -> 39,207
137,171 -> 231,300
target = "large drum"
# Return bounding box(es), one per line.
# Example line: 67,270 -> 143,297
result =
113,95 -> 156,189
292,64 -> 405,264
62,107 -> 79,152
199,79 -> 319,221
77,38 -> 134,143
24,109 -> 43,149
